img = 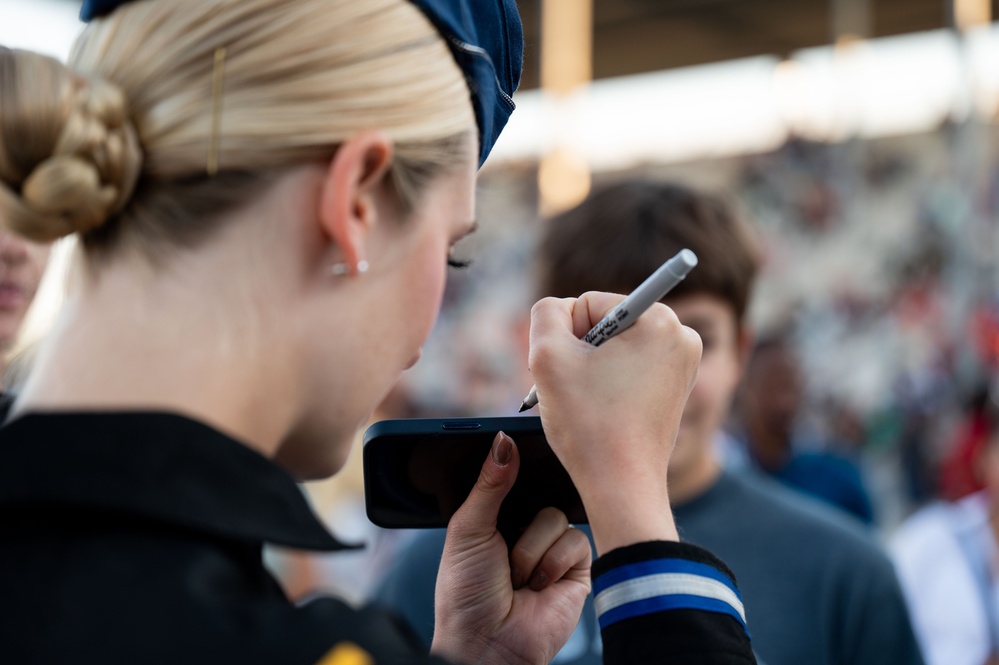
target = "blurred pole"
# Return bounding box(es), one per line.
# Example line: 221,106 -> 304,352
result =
953,0 -> 991,30
828,0 -> 870,232
948,0 -> 993,388
830,0 -> 870,42
538,0 -> 593,216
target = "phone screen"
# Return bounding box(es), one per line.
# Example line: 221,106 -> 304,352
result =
363,417 -> 587,534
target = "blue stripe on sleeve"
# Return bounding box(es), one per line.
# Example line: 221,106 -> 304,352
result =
597,594 -> 749,634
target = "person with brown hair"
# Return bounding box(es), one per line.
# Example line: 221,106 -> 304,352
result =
375,179 -> 924,665
0,1 -> 755,664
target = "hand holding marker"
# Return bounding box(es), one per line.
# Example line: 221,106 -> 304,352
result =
519,248 -> 699,412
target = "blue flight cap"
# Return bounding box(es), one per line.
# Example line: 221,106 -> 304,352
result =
407,0 -> 523,166
79,0 -> 524,167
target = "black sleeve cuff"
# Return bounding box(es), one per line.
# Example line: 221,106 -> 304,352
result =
592,540 -> 757,665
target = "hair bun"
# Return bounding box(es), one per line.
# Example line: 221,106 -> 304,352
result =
0,49 -> 142,242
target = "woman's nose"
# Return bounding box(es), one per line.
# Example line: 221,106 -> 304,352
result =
0,231 -> 29,265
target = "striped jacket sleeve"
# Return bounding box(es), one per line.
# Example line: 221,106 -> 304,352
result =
592,541 -> 757,665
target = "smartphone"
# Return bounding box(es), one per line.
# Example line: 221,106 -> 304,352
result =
363,416 -> 587,537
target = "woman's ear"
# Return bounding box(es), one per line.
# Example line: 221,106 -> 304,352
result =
317,131 -> 394,274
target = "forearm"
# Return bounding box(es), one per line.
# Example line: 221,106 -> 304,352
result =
578,470 -> 678,556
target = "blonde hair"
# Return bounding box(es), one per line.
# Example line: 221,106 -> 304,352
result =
0,48 -> 140,243
0,0 -> 475,259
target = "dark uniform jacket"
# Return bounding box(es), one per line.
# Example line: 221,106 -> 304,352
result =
0,410 -> 755,664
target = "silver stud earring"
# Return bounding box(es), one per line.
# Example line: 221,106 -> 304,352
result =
329,260 -> 369,277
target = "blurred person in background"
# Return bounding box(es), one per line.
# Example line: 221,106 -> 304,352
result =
0,230 -> 50,389
0,1 -> 756,663
938,383 -> 993,502
373,180 -> 923,665
732,334 -> 875,524
890,391 -> 999,665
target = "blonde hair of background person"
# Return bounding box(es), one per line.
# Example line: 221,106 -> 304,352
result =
0,1 -> 753,664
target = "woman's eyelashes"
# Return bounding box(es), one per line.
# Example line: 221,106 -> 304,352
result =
448,222 -> 477,269
447,245 -> 472,269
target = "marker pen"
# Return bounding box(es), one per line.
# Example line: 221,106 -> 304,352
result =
519,248 -> 699,412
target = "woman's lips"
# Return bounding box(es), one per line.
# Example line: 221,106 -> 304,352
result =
0,283 -> 26,310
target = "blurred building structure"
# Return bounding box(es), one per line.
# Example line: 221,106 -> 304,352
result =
518,0 -> 971,84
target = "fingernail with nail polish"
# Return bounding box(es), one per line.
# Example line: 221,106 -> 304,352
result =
492,432 -> 513,466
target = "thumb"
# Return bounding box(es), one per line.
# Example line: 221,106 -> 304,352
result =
447,432 -> 519,542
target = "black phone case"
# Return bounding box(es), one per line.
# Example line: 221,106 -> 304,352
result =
362,416 -> 587,541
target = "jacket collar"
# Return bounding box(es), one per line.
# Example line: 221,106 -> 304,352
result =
0,411 -> 357,551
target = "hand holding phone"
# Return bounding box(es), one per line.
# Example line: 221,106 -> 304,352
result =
429,432 -> 592,665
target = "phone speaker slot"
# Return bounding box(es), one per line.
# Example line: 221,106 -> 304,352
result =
441,421 -> 482,430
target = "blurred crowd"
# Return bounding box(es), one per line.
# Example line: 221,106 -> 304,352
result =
404,123 -> 999,529
261,121 -> 999,665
